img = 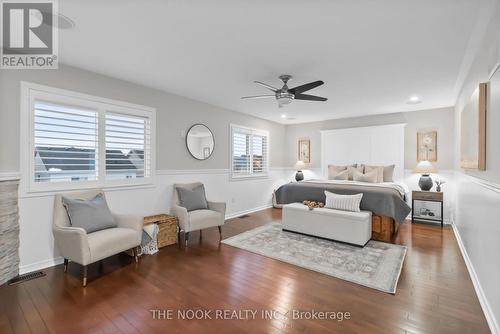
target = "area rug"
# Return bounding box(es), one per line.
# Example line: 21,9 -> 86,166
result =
222,223 -> 406,294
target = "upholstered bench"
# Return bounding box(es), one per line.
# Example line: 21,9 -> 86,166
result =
282,203 -> 372,246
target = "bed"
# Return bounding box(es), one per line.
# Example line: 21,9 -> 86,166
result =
282,124 -> 411,242
274,180 -> 410,222
273,180 -> 411,242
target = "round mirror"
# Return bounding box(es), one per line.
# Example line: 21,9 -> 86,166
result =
186,124 -> 215,160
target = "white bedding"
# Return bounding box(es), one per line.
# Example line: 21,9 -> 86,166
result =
304,179 -> 410,198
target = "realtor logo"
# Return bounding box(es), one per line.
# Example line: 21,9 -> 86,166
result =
1,0 -> 58,69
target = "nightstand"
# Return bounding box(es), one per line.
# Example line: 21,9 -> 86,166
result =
411,191 -> 444,227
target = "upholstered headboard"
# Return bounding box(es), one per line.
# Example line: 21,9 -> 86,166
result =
320,123 -> 406,181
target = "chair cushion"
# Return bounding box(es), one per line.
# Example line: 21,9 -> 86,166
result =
187,209 -> 223,231
176,184 -> 208,212
62,193 -> 117,233
87,227 -> 138,263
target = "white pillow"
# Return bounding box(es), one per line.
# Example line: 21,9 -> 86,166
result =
352,169 -> 378,183
328,164 -> 356,179
363,164 -> 395,182
330,169 -> 349,180
347,165 -> 363,181
364,166 -> 384,183
324,191 -> 363,212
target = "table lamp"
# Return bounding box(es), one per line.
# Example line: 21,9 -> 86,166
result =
294,160 -> 306,182
414,160 -> 437,191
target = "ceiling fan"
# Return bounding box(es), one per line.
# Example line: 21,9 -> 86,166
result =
241,75 -> 327,107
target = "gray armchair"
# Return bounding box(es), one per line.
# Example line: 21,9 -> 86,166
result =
172,182 -> 226,246
53,190 -> 142,286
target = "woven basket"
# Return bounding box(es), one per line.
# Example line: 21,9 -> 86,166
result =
144,214 -> 178,248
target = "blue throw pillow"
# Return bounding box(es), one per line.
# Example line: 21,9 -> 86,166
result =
62,193 -> 117,233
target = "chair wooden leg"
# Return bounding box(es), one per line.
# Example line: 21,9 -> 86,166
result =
82,265 -> 88,287
218,226 -> 222,240
132,247 -> 138,263
199,230 -> 202,242
63,258 -> 68,273
185,232 -> 190,247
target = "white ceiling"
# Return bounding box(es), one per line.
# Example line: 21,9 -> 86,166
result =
59,0 -> 488,124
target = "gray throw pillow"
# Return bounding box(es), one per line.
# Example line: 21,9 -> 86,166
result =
176,184 -> 208,212
62,193 -> 117,233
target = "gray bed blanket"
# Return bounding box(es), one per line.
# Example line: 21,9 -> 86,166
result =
274,181 -> 411,223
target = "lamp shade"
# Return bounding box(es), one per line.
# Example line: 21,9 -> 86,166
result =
414,160 -> 438,174
294,160 -> 306,171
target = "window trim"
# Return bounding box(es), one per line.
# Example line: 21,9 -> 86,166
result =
229,124 -> 269,180
20,81 -> 156,194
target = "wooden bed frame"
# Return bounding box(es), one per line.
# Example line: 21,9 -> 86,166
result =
371,214 -> 398,242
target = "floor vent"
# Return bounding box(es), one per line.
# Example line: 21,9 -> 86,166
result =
238,214 -> 250,219
8,271 -> 46,285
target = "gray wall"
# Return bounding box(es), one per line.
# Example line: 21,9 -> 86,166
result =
0,64 -> 286,172
285,107 -> 455,170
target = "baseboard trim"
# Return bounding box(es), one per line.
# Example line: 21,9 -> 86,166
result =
225,204 -> 274,220
451,222 -> 499,334
19,256 -> 64,275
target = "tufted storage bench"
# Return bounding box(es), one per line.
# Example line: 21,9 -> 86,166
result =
282,203 -> 372,246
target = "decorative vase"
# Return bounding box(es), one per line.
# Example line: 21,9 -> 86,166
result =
436,184 -> 441,192
295,170 -> 304,182
418,174 -> 433,191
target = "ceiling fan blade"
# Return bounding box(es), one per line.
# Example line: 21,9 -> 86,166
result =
289,80 -> 324,94
254,81 -> 278,92
294,93 -> 328,102
241,95 -> 276,100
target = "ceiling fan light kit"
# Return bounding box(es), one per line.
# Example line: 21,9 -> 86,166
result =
242,74 -> 327,108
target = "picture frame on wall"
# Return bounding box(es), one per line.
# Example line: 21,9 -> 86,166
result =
417,131 -> 437,162
298,139 -> 310,163
460,82 -> 487,170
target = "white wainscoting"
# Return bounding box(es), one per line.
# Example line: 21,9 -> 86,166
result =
452,172 -> 500,334
18,168 -> 291,274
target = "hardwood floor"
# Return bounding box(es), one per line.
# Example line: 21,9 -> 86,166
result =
0,208 -> 490,334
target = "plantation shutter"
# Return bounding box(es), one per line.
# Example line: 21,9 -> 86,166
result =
33,101 -> 98,183
231,125 -> 269,177
252,133 -> 268,174
105,111 -> 151,180
232,128 -> 251,175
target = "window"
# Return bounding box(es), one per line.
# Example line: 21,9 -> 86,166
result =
21,82 -> 156,192
105,112 -> 151,180
34,101 -> 98,183
230,124 -> 269,178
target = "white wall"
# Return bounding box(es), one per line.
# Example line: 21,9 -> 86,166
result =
452,0 -> 500,332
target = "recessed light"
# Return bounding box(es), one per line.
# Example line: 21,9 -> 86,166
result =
281,114 -> 287,118
407,96 -> 422,104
